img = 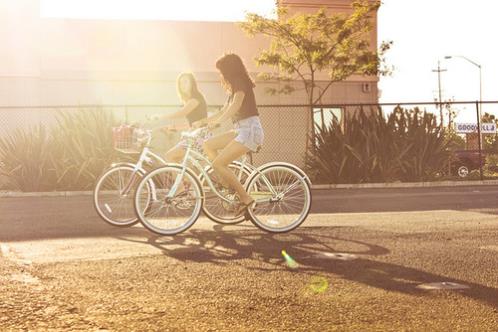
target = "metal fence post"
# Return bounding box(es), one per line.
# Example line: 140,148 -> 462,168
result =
476,101 -> 483,180
309,104 -> 316,152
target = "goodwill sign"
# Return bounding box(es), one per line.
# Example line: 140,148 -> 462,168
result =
455,123 -> 497,134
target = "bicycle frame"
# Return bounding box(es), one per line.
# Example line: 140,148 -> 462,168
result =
114,133 -> 166,200
120,127 -> 280,205
167,142 -> 277,204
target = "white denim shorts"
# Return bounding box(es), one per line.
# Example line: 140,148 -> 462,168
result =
176,128 -> 213,154
234,116 -> 264,152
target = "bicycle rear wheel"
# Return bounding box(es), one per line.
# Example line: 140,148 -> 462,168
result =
245,164 -> 311,233
93,165 -> 150,227
134,165 -> 203,235
201,163 -> 252,224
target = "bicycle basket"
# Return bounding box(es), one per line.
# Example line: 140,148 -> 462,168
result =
112,125 -> 140,153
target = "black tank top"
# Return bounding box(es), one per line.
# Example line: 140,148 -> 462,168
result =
186,92 -> 207,127
229,80 -> 259,123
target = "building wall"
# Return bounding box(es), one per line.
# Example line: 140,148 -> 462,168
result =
0,0 -> 380,167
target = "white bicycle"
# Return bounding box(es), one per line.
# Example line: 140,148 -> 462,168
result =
93,125 -> 253,227
133,127 -> 312,235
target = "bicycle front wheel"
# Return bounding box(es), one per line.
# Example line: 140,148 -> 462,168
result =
93,165 -> 150,227
134,165 -> 203,236
245,165 -> 312,233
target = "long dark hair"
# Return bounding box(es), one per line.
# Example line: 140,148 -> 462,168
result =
215,53 -> 255,93
176,72 -> 203,103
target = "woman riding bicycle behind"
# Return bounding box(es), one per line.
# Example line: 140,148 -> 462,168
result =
149,72 -> 209,164
203,53 -> 264,217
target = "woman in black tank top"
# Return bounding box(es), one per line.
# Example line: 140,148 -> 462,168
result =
160,72 -> 209,164
202,53 -> 265,218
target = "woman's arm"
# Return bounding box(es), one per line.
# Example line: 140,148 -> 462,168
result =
194,99 -> 229,127
164,99 -> 200,120
144,99 -> 199,129
207,91 -> 245,125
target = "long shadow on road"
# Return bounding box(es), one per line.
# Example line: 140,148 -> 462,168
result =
116,226 -> 498,310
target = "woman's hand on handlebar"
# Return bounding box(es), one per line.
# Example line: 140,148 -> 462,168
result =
161,126 -> 177,134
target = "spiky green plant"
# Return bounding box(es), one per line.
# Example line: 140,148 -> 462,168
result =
0,125 -> 57,191
392,107 -> 450,181
0,108 -> 118,191
49,108 -> 118,190
306,106 -> 451,184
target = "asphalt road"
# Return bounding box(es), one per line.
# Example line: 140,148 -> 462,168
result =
0,186 -> 497,330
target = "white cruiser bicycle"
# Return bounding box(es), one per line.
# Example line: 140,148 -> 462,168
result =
93,125 -> 254,227
132,126 -> 312,235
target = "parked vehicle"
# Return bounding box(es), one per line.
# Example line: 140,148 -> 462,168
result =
452,150 -> 487,178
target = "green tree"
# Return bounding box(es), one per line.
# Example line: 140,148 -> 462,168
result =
481,112 -> 498,151
240,0 -> 392,107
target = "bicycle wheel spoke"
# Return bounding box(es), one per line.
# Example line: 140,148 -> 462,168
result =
247,166 -> 311,233
201,164 -> 249,224
94,166 -> 149,226
135,166 -> 202,235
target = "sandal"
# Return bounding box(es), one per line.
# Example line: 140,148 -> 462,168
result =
234,199 -> 254,218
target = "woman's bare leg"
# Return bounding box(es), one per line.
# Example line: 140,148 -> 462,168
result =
203,131 -> 237,187
203,131 -> 237,161
212,140 -> 253,205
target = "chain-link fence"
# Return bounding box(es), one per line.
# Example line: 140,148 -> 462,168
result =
1,101 -> 498,191
314,101 -> 498,182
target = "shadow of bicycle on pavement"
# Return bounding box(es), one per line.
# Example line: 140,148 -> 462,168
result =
116,225 -> 498,309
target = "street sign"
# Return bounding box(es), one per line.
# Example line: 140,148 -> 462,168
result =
455,122 -> 496,134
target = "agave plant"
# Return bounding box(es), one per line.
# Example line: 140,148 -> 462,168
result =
0,108 -> 118,191
390,107 -> 450,181
306,106 -> 451,184
0,125 -> 57,191
49,108 -> 118,190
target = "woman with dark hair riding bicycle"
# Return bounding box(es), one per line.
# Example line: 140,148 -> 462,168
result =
203,53 -> 265,217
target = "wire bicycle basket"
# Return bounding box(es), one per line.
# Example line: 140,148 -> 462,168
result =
112,125 -> 143,153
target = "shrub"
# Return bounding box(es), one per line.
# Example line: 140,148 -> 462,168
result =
49,109 -> 118,190
306,106 -> 451,184
0,125 -> 56,191
0,108 -> 118,191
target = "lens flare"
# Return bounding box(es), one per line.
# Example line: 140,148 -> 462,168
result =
308,276 -> 329,294
281,250 -> 299,269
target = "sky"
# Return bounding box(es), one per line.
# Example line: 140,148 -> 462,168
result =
377,0 -> 497,118
40,0 -> 498,120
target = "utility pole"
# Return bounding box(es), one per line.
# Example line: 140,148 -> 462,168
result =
445,55 -> 483,149
432,60 -> 447,128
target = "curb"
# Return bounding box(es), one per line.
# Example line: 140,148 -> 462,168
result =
312,180 -> 498,190
0,191 -> 93,198
1,180 -> 498,197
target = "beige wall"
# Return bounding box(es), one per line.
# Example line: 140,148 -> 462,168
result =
0,0 -> 380,167
0,0 -> 379,107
